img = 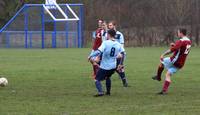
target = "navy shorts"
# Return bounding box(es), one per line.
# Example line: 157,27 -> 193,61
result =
96,68 -> 115,81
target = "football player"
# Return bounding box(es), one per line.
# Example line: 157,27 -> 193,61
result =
88,29 -> 125,97
108,21 -> 128,87
152,28 -> 192,94
89,20 -> 103,79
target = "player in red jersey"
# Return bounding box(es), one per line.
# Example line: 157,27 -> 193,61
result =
152,28 -> 192,94
89,20 -> 103,79
92,20 -> 103,50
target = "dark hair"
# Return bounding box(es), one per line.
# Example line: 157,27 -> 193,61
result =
109,20 -> 117,26
107,29 -> 116,37
179,28 -> 187,36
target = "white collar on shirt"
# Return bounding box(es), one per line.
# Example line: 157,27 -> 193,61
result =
180,36 -> 190,41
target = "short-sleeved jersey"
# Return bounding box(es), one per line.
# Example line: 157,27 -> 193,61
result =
115,31 -> 124,44
98,40 -> 125,70
92,28 -> 103,50
170,36 -> 192,68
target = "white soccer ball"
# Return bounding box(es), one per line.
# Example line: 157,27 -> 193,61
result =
0,77 -> 8,87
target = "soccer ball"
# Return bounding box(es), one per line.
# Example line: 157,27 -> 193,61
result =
0,77 -> 8,87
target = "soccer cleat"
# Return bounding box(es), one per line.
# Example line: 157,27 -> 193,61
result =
152,75 -> 161,81
157,91 -> 167,95
105,92 -> 111,96
93,93 -> 104,97
122,79 -> 128,87
123,82 -> 128,87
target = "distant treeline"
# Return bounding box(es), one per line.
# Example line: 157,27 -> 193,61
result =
0,0 -> 199,47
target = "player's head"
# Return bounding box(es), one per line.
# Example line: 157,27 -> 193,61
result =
107,29 -> 116,40
108,20 -> 117,30
98,19 -> 103,28
102,21 -> 107,30
178,28 -> 187,38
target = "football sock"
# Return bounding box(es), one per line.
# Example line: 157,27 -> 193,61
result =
94,65 -> 99,76
106,78 -> 111,94
118,72 -> 127,83
162,80 -> 171,92
95,80 -> 103,94
157,65 -> 164,79
92,65 -> 99,79
92,65 -> 96,75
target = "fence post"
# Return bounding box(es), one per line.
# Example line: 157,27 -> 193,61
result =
77,5 -> 83,48
41,6 -> 45,49
29,32 -> 32,48
6,32 -> 10,48
65,7 -> 69,48
53,20 -> 57,48
24,5 -> 28,48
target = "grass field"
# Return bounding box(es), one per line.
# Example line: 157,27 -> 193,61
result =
0,47 -> 200,115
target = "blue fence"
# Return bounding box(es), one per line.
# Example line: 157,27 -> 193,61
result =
0,4 -> 84,48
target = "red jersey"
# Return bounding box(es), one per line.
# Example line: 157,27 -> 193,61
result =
92,28 -> 103,50
170,37 -> 192,68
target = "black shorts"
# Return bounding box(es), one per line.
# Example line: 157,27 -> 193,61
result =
96,68 -> 115,81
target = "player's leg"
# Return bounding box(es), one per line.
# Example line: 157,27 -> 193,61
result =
105,69 -> 115,95
89,55 -> 100,79
116,68 -> 128,87
158,71 -> 171,94
152,63 -> 164,81
92,62 -> 99,79
94,68 -> 106,97
105,77 -> 111,95
116,58 -> 128,87
158,65 -> 178,95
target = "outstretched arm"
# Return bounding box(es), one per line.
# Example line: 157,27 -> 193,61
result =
160,40 -> 182,61
160,49 -> 172,61
88,50 -> 101,61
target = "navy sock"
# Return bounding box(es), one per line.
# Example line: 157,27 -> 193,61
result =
95,80 -> 103,94
118,72 -> 126,80
118,72 -> 128,85
106,78 -> 111,93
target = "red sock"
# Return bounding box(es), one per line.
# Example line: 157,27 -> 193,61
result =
92,65 -> 99,79
157,65 -> 164,79
162,80 -> 171,92
94,65 -> 99,74
92,65 -> 95,75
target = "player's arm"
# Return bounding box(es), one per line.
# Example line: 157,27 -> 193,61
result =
120,33 -> 125,47
160,40 -> 182,61
88,50 -> 102,60
119,52 -> 125,65
170,40 -> 182,52
117,52 -> 125,71
91,31 -> 96,47
117,46 -> 125,71
88,42 -> 105,61
160,49 -> 172,61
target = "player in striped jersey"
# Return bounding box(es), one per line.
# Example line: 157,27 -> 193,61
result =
101,21 -> 108,41
108,21 -> 128,87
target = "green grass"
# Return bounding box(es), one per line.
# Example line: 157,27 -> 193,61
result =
0,47 -> 200,115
